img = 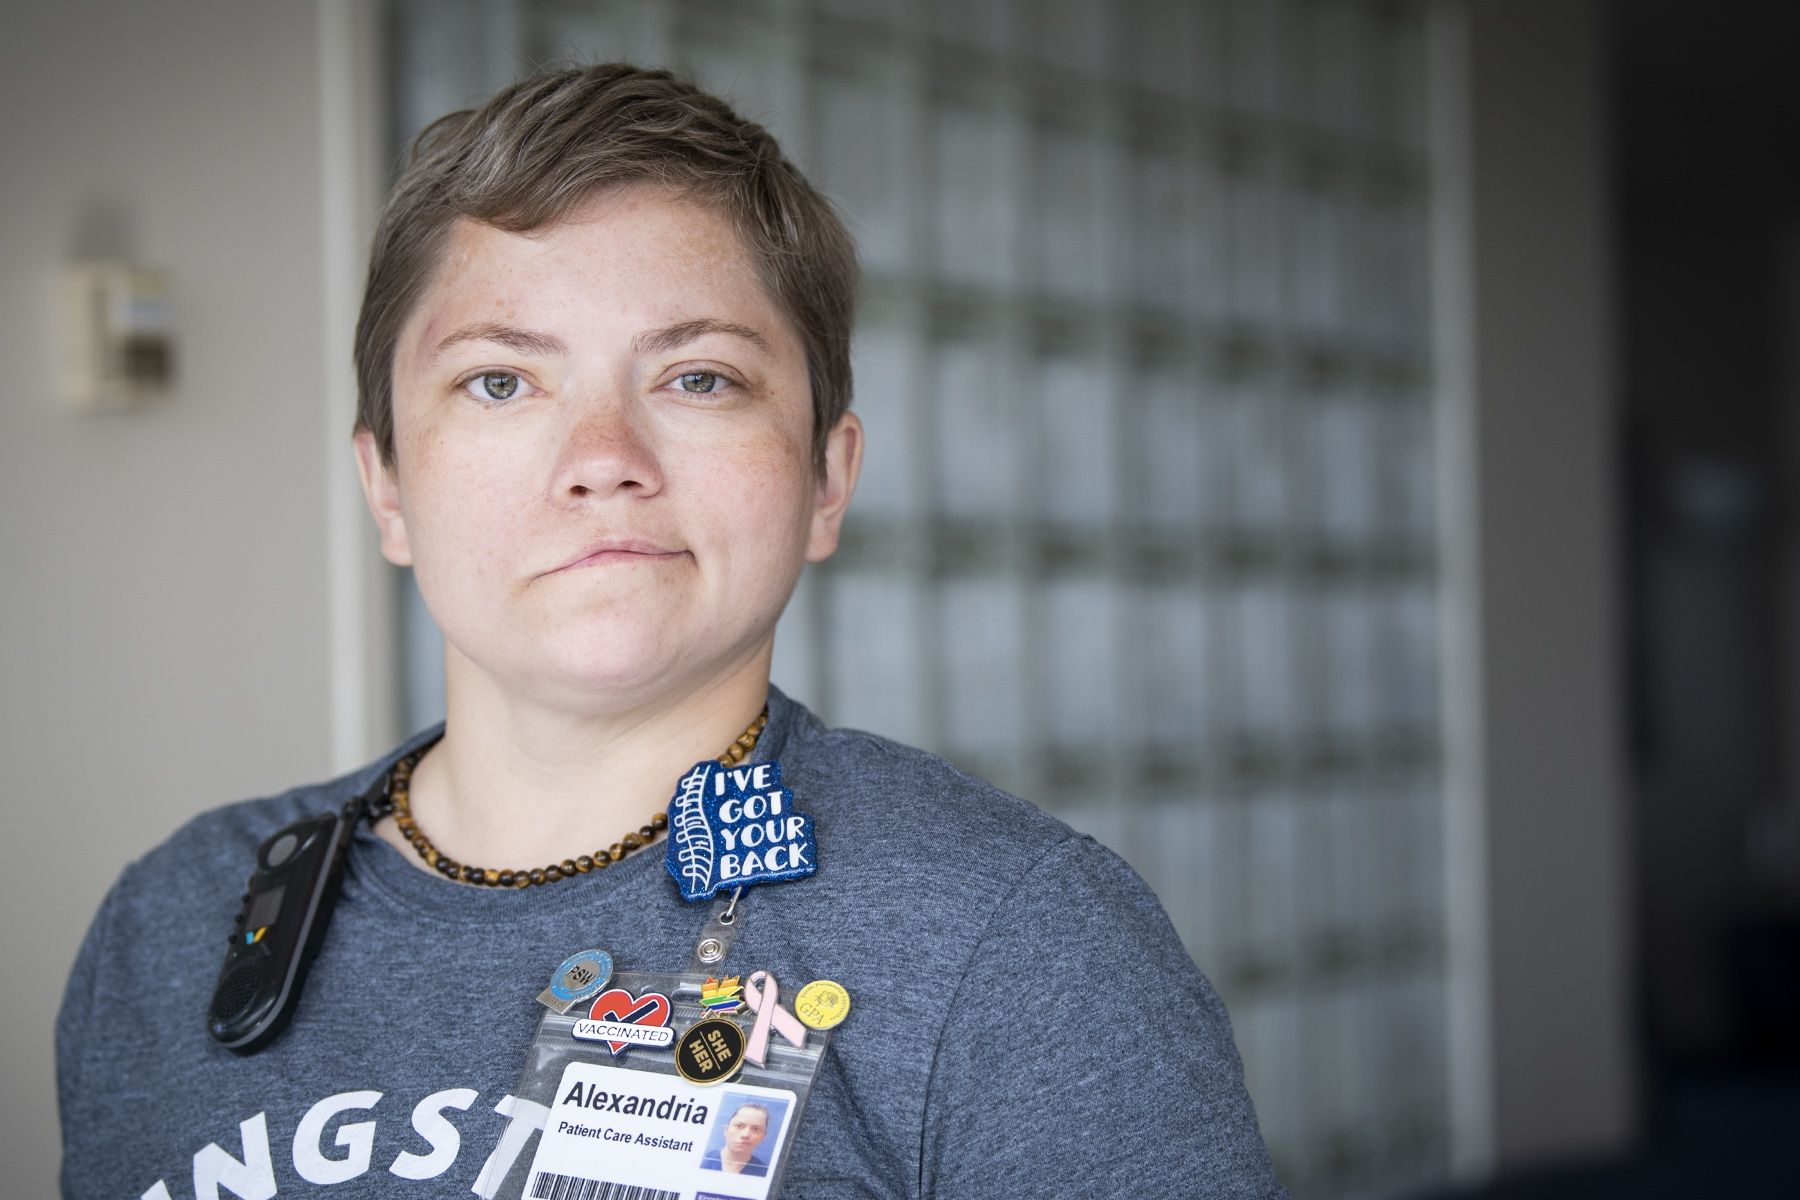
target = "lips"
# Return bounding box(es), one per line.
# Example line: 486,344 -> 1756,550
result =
551,538 -> 685,574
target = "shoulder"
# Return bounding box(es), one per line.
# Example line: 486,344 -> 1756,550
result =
116,728 -> 436,911
60,730 -> 439,1130
766,703 -> 1284,1192
81,727 -> 440,968
772,695 -> 1087,901
765,693 -> 1179,981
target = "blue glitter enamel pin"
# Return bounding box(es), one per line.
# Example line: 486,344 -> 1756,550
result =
665,759 -> 817,902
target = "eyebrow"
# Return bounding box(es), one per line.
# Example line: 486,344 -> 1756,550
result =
433,323 -> 568,358
432,317 -> 771,361
632,318 -> 771,357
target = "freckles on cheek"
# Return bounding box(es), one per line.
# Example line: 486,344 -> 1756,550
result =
404,439 -> 523,580
738,429 -> 813,494
733,458 -> 815,530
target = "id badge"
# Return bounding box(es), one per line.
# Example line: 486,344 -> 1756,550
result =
489,969 -> 831,1200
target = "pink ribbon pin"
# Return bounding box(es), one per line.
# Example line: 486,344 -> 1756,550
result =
742,970 -> 809,1066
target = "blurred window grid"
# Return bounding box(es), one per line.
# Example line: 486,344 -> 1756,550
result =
391,1 -> 1444,1194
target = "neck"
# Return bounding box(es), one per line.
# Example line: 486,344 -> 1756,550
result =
390,643 -> 773,871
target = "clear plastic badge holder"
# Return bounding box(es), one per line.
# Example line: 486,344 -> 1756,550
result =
488,970 -> 828,1200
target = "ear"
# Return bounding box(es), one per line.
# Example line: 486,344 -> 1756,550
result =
353,428 -> 414,567
804,411 -> 863,564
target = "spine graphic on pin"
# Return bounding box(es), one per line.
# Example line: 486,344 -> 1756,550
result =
668,760 -> 717,897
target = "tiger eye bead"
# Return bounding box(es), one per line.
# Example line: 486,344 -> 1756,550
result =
380,707 -> 765,888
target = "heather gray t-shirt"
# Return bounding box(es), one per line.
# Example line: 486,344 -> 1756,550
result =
58,690 -> 1284,1198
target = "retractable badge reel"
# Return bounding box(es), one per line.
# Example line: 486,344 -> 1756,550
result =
489,758 -> 844,1200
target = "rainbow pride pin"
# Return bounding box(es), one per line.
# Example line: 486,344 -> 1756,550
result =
699,976 -> 744,1013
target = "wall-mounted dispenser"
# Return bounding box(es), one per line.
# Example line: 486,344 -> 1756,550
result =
60,262 -> 174,410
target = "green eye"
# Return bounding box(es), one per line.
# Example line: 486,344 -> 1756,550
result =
477,372 -> 520,401
678,372 -> 720,393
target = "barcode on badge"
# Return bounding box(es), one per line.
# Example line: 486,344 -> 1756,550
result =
528,1171 -> 680,1200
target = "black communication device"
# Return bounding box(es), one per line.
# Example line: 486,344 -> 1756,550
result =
205,800 -> 359,1054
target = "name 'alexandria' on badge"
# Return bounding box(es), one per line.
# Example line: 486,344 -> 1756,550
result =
666,759 -> 816,902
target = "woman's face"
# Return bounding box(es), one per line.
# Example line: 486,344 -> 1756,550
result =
356,186 -> 859,712
725,1106 -> 768,1157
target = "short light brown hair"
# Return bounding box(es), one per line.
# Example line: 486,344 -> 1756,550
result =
354,63 -> 856,469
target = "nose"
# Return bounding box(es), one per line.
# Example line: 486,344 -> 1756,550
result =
550,395 -> 664,503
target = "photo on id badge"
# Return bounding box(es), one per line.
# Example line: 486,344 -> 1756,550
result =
528,1060 -> 798,1200
698,1092 -> 793,1183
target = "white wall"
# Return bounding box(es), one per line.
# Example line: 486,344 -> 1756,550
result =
1434,0 -> 1636,1176
0,3 -> 389,1194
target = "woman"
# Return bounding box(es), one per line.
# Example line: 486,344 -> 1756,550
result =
701,1102 -> 772,1177
58,64 -> 1283,1199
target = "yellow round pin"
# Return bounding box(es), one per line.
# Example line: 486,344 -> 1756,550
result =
794,979 -> 851,1031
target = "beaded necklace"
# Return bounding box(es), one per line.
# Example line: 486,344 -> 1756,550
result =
370,708 -> 769,889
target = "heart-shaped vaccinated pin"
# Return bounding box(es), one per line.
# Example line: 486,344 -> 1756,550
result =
587,988 -> 672,1057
